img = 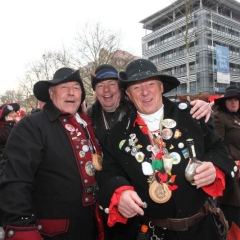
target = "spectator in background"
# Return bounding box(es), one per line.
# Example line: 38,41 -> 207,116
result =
0,102 -> 20,228
214,88 -> 240,237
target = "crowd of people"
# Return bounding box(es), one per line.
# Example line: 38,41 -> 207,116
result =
0,59 -> 239,240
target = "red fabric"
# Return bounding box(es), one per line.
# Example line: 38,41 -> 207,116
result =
36,219 -> 69,237
202,167 -> 225,197
134,114 -> 148,134
107,186 -> 134,227
95,202 -> 105,240
227,222 -> 240,240
5,225 -> 42,240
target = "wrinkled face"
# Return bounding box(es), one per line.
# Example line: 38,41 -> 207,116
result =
95,79 -> 121,112
49,81 -> 82,114
126,78 -> 164,114
225,98 -> 239,112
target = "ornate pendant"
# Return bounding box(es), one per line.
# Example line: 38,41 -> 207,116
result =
92,154 -> 103,171
149,180 -> 172,204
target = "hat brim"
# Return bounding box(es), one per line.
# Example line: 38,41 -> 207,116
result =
119,72 -> 180,94
214,94 -> 240,105
33,70 -> 85,103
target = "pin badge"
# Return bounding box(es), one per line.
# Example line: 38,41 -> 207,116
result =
79,151 -> 85,158
85,161 -> 95,176
178,103 -> 187,110
135,152 -> 145,163
178,142 -> 184,149
170,152 -> 181,164
65,124 -> 75,132
82,145 -> 89,152
162,119 -> 176,128
174,129 -> 182,139
161,128 -> 173,140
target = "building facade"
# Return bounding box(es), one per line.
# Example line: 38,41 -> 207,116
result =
140,0 -> 240,98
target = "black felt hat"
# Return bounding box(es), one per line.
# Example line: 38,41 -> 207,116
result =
118,59 -> 180,94
0,102 -> 20,120
214,89 -> 240,106
91,64 -> 118,90
33,67 -> 85,103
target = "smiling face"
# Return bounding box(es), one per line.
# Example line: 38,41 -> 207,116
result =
49,81 -> 82,114
126,78 -> 164,114
94,79 -> 121,112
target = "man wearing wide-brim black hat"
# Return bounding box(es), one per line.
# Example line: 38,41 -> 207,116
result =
98,59 -> 236,240
0,67 -> 102,239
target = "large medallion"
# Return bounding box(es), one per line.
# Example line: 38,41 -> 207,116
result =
149,180 -> 172,204
85,161 -> 95,176
92,154 -> 103,171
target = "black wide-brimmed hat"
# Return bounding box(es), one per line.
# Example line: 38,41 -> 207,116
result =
33,67 -> 85,103
0,102 -> 20,121
91,64 -> 118,90
118,59 -> 180,94
215,89 -> 240,106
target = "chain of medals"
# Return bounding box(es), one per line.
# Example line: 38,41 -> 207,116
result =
145,110 -> 177,204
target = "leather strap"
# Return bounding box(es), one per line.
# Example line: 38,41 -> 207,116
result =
144,203 -> 208,231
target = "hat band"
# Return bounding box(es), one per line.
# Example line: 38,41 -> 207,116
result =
97,71 -> 118,78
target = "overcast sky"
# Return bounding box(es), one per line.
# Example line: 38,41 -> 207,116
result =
0,0 -> 172,95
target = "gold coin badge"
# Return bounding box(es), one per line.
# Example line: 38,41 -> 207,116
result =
149,180 -> 172,204
92,154 -> 103,171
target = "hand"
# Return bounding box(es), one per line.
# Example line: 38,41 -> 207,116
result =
194,162 -> 216,188
117,190 -> 145,218
190,100 -> 212,122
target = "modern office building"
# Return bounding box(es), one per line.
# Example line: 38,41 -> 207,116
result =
140,0 -> 240,98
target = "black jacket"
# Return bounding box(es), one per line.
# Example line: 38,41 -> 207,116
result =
0,102 -> 101,240
98,97 -> 236,239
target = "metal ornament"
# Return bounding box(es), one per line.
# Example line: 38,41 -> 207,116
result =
92,154 -> 103,171
85,161 -> 95,176
162,119 -> 176,128
135,152 -> 145,163
65,123 -> 75,132
161,128 -> 173,140
149,180 -> 172,204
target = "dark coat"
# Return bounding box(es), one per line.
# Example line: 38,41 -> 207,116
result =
98,97 -> 236,240
0,120 -> 16,151
0,102 -> 101,240
214,110 -> 240,207
88,97 -> 131,146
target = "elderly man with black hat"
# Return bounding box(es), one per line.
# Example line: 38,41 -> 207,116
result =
97,59 -> 237,240
214,88 -> 240,238
0,68 -> 102,240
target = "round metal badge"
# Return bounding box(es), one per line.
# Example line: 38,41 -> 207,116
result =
85,161 -> 95,176
162,119 -> 176,128
161,128 -> 173,140
65,123 -> 75,132
178,103 -> 187,110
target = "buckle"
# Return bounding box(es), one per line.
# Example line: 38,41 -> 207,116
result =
85,183 -> 99,195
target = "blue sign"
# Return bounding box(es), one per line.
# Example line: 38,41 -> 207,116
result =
216,44 -> 230,84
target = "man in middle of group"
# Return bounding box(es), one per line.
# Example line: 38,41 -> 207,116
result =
88,63 -> 214,239
88,64 -> 212,147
